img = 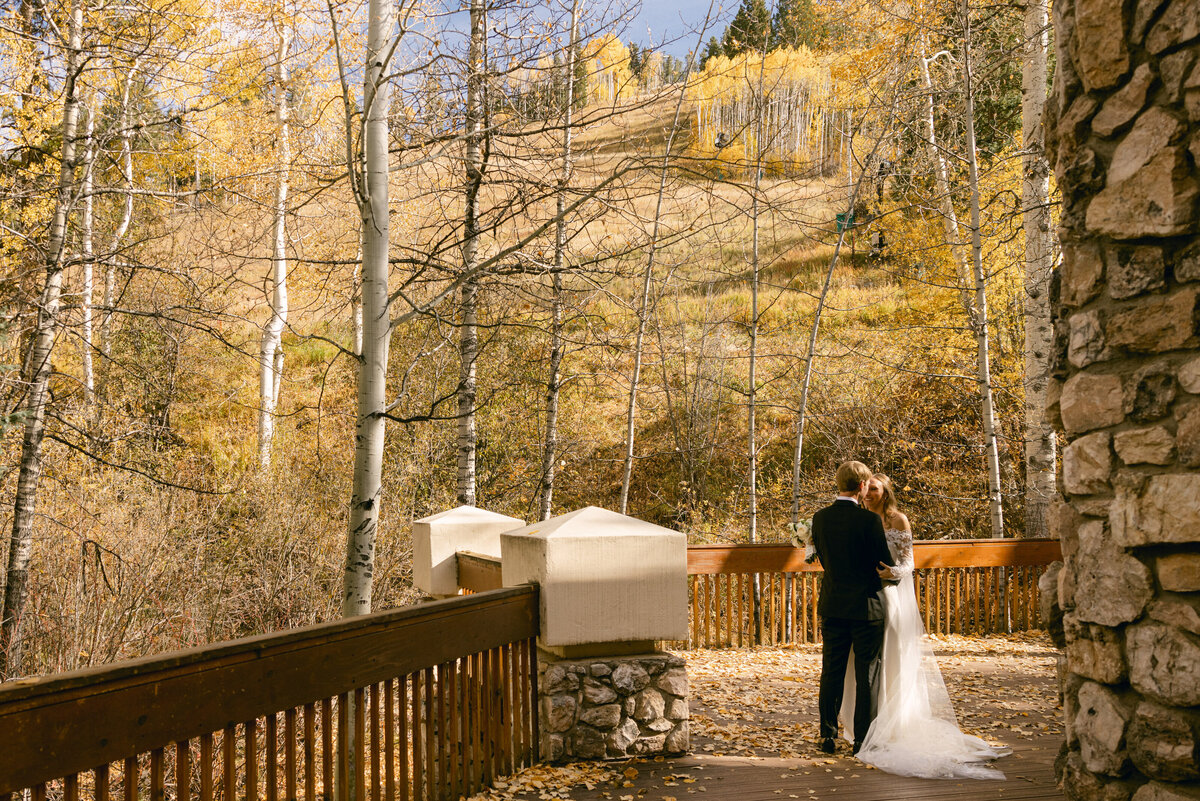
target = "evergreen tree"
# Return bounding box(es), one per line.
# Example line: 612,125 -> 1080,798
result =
771,0 -> 822,50
572,43 -> 588,109
627,41 -> 642,79
722,0 -> 771,57
701,36 -> 723,67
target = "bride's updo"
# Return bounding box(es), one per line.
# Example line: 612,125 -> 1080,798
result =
873,473 -> 900,520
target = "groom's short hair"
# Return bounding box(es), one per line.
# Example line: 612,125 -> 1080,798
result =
836,461 -> 873,493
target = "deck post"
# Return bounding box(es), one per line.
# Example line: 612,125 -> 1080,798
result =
500,507 -> 690,762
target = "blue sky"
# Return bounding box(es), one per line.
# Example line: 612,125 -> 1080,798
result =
625,0 -> 730,53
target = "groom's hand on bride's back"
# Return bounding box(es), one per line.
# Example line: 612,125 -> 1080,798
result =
877,561 -> 900,583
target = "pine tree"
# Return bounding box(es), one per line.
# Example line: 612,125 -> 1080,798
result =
701,36 -> 723,68
627,41 -> 642,80
722,0 -> 771,57
771,0 -> 822,50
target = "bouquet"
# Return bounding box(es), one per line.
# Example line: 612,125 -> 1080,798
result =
789,518 -> 817,564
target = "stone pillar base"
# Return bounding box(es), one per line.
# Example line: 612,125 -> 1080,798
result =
538,650 -> 689,762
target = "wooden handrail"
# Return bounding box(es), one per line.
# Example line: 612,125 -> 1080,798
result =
459,550 -> 504,593
0,586 -> 538,795
686,538 -> 1062,574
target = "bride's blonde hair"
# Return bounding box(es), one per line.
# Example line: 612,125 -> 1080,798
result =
873,473 -> 901,522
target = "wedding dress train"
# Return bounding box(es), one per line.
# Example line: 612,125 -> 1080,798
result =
839,528 -> 1010,780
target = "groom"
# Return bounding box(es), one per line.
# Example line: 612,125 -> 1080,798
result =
811,460 -> 895,755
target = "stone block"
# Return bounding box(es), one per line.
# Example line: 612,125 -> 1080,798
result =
579,703 -> 622,729
1088,147 -> 1199,239
1065,614 -> 1127,683
1148,596 -> 1200,636
657,668 -> 688,697
1129,368 -> 1178,422
608,718 -> 640,753
1158,553 -> 1200,592
1075,681 -> 1131,775
1114,426 -> 1175,464
1107,289 -> 1200,353
1075,520 -> 1154,626
412,506 -> 524,596
665,722 -> 689,753
1069,311 -> 1108,367
1145,0 -> 1200,53
1106,245 -> 1165,299
544,694 -> 577,733
631,733 -> 668,754
1161,49 -> 1197,102
1115,474 -> 1200,547
1093,65 -> 1155,136
633,689 -> 666,722
1061,241 -> 1105,307
1060,750 -> 1136,800
612,662 -> 651,694
1128,700 -> 1200,781
572,724 -> 607,759
1073,0 -> 1130,90
1128,622 -> 1200,706
1065,432 -> 1113,494
1062,372 -> 1126,434
1177,405 -> 1200,466
1133,782 -> 1200,801
1041,562 -> 1067,648
1179,243 -> 1200,285
543,663 -> 581,694
501,506 -> 688,647
1132,0 -> 1170,40
583,677 -> 617,705
666,697 -> 689,721
1109,108 -> 1184,185
1060,558 -> 1078,611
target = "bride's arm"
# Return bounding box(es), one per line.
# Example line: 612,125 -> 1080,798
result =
879,515 -> 915,580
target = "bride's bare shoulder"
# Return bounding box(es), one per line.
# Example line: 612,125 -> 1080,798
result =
889,512 -> 911,532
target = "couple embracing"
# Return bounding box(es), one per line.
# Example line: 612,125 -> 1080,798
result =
810,461 -> 1009,780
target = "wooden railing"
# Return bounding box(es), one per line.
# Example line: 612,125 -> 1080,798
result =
685,539 -> 1062,648
0,586 -> 539,801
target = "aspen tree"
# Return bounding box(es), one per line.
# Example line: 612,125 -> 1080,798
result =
257,4 -> 292,469
1,0 -> 85,679
457,0 -> 485,508
538,0 -> 580,521
1020,0 -> 1054,538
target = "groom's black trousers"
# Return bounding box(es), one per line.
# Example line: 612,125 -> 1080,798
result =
818,615 -> 885,742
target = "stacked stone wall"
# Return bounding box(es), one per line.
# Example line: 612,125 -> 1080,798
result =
1046,0 -> 1200,797
539,652 -> 689,762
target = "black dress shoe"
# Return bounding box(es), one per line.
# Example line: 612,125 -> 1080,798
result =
820,738 -> 837,754
852,741 -> 864,755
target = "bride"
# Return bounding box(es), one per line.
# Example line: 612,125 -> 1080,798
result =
838,473 -> 1011,780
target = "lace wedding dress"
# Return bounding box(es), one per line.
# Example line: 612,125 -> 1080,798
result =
839,528 -> 1011,779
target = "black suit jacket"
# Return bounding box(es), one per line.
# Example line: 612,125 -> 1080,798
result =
812,499 -> 894,621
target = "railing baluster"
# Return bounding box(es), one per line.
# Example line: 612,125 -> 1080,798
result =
222,727 -> 236,801
266,714 -> 278,801
436,665 -> 448,801
96,764 -> 111,801
398,675 -> 410,801
200,734 -> 213,801
528,638 -> 539,765
150,748 -> 164,801
245,720 -> 258,801
354,689 -> 366,801
301,705 -> 314,801
384,680 -> 395,801
285,708 -> 297,801
64,773 -> 79,801
177,742 -> 191,801
423,666 -> 435,801
370,685 -> 381,801
321,699 -> 333,801
411,672 -> 423,801
32,785 -> 46,801
125,756 -> 138,801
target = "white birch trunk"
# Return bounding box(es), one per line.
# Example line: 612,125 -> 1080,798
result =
258,16 -> 292,469
81,102 -> 96,404
457,0 -> 484,508
538,0 -> 580,521
0,0 -> 84,679
101,61 -> 138,363
960,0 -> 1006,539
342,0 -> 393,620
1020,0 -> 1055,538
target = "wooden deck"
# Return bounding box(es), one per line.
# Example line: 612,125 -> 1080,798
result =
483,634 -> 1064,801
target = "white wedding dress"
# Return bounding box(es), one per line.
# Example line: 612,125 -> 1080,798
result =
839,527 -> 1011,780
